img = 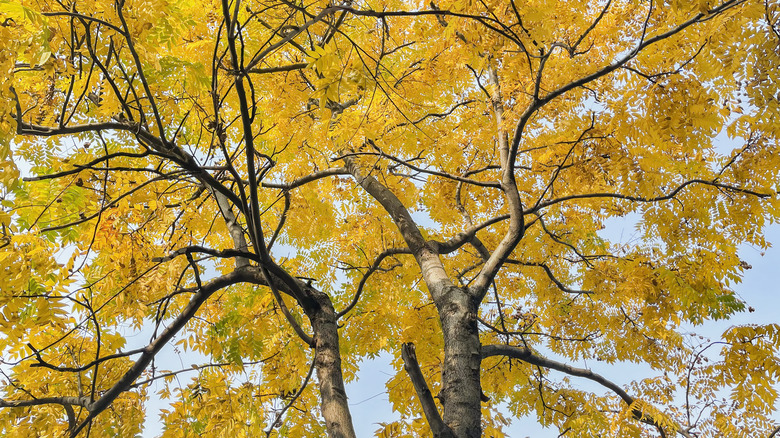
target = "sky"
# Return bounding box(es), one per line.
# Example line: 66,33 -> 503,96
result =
132,219 -> 780,437
7,104 -> 777,438
336,221 -> 780,437
6,145 -> 777,438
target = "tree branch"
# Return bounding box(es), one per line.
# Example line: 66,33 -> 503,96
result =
482,344 -> 692,437
341,156 -> 454,297
151,245 -> 256,264
28,347 -> 145,373
402,343 -> 454,438
221,0 -> 267,258
429,214 -> 510,255
209,190 -> 252,268
337,247 -> 411,318
334,149 -> 500,188
69,268 -> 255,437
470,66 -> 525,297
0,396 -> 92,409
247,62 -> 308,74
526,179 -> 772,216
261,167 -> 349,190
263,265 -> 315,346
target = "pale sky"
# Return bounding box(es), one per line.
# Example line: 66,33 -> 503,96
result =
136,221 -> 780,437
341,223 -> 780,437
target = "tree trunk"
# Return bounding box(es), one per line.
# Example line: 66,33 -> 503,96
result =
437,286 -> 482,438
309,294 -> 357,438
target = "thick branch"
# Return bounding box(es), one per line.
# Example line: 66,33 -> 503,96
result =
401,343 -> 454,438
151,245 -> 255,264
0,396 -> 92,409
247,62 -> 308,74
222,0 -> 266,257
342,157 -> 453,296
470,66 -> 525,297
210,190 -> 252,268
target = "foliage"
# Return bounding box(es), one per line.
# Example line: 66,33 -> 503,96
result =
0,0 -> 779,437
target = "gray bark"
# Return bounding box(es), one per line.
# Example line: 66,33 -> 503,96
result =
344,157 -> 483,437
308,293 -> 357,438
437,286 -> 482,438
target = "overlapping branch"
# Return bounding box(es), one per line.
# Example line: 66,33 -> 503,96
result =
401,343 -> 454,438
482,345 -> 693,437
67,268 -> 257,437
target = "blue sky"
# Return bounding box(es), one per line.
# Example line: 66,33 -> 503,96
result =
340,222 -> 780,437
133,212 -> 780,437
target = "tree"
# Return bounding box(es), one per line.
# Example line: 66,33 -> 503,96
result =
1,0 -> 779,436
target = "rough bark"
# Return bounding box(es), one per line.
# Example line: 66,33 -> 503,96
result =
343,158 -> 484,437
308,293 -> 357,438
231,267 -> 355,437
437,285 -> 483,438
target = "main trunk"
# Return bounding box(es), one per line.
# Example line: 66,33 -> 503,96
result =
438,287 -> 482,438
309,296 -> 357,438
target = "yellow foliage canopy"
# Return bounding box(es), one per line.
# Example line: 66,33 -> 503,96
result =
0,0 -> 779,437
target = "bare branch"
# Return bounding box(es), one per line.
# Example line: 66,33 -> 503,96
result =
28,347 -> 145,373
335,148 -> 501,188
247,62 -> 308,74
263,265 -> 315,346
69,268 -> 256,437
337,247 -> 411,318
42,11 -> 125,35
429,214 -> 510,255
402,343 -> 454,438
482,345 -> 693,438
526,179 -> 772,216
262,167 -> 349,190
509,261 -> 594,295
265,358 -> 316,437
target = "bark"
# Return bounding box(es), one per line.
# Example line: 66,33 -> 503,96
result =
437,285 -> 482,438
308,293 -> 357,438
249,269 -> 356,437
401,343 -> 454,438
343,158 -> 483,437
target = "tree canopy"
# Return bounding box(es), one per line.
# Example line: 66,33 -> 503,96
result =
1,0 -> 780,436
